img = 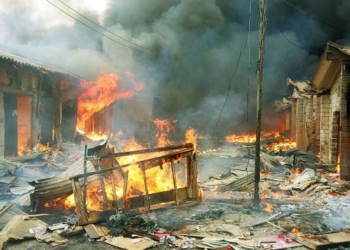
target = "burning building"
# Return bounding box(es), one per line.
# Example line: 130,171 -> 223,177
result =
0,49 -> 159,157
286,42 -> 350,180
0,49 -> 81,157
0,50 -> 200,223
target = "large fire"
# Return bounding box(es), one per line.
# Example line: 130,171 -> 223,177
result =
65,161 -> 184,212
225,133 -> 256,143
225,130 -> 296,153
62,72 -> 199,212
225,130 -> 280,143
76,72 -> 145,132
64,124 -> 198,212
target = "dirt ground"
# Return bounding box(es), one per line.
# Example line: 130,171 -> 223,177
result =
2,143 -> 350,250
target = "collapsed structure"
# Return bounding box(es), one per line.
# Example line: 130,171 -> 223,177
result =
279,42 -> 350,180
0,49 -> 81,157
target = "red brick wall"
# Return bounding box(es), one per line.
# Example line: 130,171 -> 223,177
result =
339,73 -> 350,180
319,95 -> 331,164
312,96 -> 320,156
330,111 -> 340,166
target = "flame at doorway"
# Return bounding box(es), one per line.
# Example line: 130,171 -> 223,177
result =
76,72 -> 145,132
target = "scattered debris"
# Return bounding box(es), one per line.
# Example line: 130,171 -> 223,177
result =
0,215 -> 47,249
0,203 -> 27,230
296,230 -> 350,250
83,224 -> 110,239
0,141 -> 349,250
104,236 -> 156,250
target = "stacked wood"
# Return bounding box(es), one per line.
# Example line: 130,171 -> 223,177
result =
218,173 -> 254,192
260,151 -> 282,170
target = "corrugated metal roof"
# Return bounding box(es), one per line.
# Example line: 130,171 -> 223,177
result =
0,49 -> 83,78
0,203 -> 27,230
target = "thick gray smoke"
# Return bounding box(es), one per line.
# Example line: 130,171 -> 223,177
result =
1,0 -> 349,138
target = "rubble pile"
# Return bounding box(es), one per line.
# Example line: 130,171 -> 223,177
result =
0,141 -> 349,250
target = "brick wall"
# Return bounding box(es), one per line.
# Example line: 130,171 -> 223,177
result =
290,99 -> 296,142
296,99 -> 308,150
330,111 -> 340,166
305,98 -> 313,151
339,73 -> 350,180
312,96 -> 320,156
329,76 -> 342,167
319,95 -> 331,164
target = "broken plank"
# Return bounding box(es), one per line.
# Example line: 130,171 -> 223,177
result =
83,224 -> 110,239
296,231 -> 350,250
292,179 -> 317,191
218,173 -> 254,192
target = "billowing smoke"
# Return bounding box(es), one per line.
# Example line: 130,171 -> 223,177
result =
1,0 -> 349,139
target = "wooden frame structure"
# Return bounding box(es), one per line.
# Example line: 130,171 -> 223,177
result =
70,143 -> 200,225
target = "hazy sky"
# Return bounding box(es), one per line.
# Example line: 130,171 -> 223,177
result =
1,0 -> 349,137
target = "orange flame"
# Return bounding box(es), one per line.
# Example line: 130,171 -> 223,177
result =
64,136 -> 189,211
225,133 -> 256,143
225,130 -> 282,143
336,155 -> 340,173
263,202 -> 274,214
291,166 -> 301,177
185,127 -> 198,151
291,228 -> 303,236
76,72 -> 145,131
266,141 -> 296,152
153,119 -> 177,147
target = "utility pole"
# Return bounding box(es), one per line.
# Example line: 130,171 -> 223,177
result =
254,0 -> 267,207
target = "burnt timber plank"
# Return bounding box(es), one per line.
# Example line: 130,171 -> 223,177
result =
218,173 -> 254,192
296,231 -> 350,250
71,179 -> 88,225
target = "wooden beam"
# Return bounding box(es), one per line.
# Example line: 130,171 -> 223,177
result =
72,179 -> 88,225
71,148 -> 193,180
170,159 -> 179,205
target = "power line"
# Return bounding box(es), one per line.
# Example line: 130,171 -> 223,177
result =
209,31 -> 248,142
209,1 -> 257,142
57,0 -> 149,51
268,19 -> 306,50
254,0 -> 267,208
282,0 -> 350,35
46,0 -> 147,53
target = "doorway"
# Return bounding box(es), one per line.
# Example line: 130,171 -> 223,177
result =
4,93 -> 32,156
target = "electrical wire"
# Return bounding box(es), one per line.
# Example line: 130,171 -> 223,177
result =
209,0 -> 257,142
209,31 -> 248,142
269,19 -> 306,50
57,0 -> 149,51
283,0 -> 350,35
46,0 -> 147,53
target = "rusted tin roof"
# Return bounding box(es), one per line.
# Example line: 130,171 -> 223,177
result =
0,49 -> 83,78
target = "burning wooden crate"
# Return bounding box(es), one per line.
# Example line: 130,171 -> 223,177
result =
70,143 -> 200,225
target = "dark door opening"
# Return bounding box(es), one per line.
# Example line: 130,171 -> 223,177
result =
4,93 -> 32,156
